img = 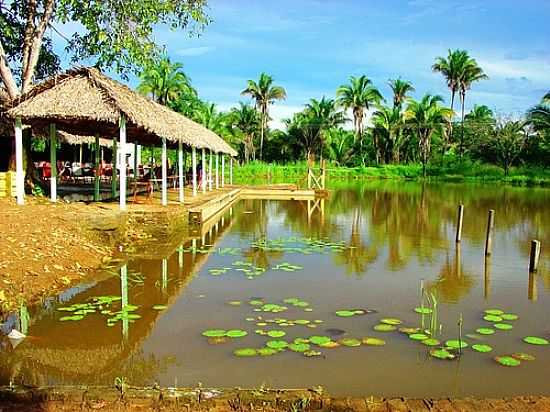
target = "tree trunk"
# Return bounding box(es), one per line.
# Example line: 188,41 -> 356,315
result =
459,90 -> 466,159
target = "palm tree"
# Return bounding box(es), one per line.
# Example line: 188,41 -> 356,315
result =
230,103 -> 261,162
193,102 -> 231,139
241,73 -> 287,160
543,91 -> 550,103
305,97 -> 346,159
458,58 -> 488,156
432,49 -> 469,116
371,105 -> 403,163
336,75 -> 383,159
325,128 -> 355,166
137,55 -> 194,106
388,78 -> 415,108
527,98 -> 550,135
465,104 -> 494,124
404,94 -> 453,176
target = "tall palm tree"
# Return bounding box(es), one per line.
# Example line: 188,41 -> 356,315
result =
404,94 -> 453,176
241,73 -> 287,160
543,91 -> 550,103
336,75 -> 383,158
432,49 -> 469,116
371,105 -> 403,163
388,78 -> 415,108
137,55 -> 194,106
527,98 -> 550,134
230,103 -> 261,162
305,97 -> 346,159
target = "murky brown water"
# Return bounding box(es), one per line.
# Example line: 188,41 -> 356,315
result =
1,180 -> 549,397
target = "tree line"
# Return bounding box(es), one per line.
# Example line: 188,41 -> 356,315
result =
138,49 -> 549,175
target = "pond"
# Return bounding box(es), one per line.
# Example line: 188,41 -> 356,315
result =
1,180 -> 549,398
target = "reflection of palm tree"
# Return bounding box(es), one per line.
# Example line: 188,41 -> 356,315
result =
427,246 -> 475,303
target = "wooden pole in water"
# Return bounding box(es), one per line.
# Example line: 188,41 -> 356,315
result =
192,147 -> 197,196
455,204 -> 464,243
201,148 -> 206,193
178,141 -> 184,204
49,123 -> 57,203
111,136 -> 117,198
484,256 -> 491,300
161,137 -> 167,206
119,115 -> 127,211
528,270 -> 537,301
529,240 -> 541,272
484,209 -> 495,256
215,153 -> 219,189
94,134 -> 100,202
208,150 -> 213,191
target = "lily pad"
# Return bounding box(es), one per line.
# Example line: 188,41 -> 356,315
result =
380,318 -> 402,326
267,330 -> 286,338
207,337 -> 227,345
476,327 -> 495,335
234,348 -> 257,357
398,327 -> 421,334
422,338 -> 441,346
523,336 -> 549,346
483,314 -> 503,322
501,313 -> 519,321
429,348 -> 455,360
202,329 -> 226,338
266,340 -> 289,350
493,323 -> 513,331
472,344 -> 493,353
494,356 -> 520,367
511,353 -> 535,361
414,307 -> 433,314
303,350 -> 322,357
258,348 -> 278,356
226,329 -> 248,338
484,309 -> 504,316
319,341 -> 340,348
294,319 -> 310,325
362,337 -> 386,346
289,343 -> 311,352
59,315 -> 85,321
227,301 -> 242,306
374,324 -> 397,332
409,333 -> 429,341
309,335 -> 332,346
335,310 -> 355,317
445,340 -> 468,349
152,305 -> 167,310
339,338 -> 362,347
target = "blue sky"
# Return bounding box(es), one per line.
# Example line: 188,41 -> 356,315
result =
55,0 -> 550,128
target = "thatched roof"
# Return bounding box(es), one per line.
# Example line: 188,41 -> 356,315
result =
7,67 -> 237,156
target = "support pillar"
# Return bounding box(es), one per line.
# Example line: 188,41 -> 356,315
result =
178,141 -> 184,204
215,153 -> 219,189
208,150 -> 213,191
119,115 -> 127,211
94,134 -> 100,202
192,147 -> 197,196
201,148 -> 206,193
111,136 -> 117,198
230,157 -> 233,185
49,124 -> 57,202
161,137 -> 167,206
134,144 -> 139,179
221,155 -> 225,188
15,117 -> 24,205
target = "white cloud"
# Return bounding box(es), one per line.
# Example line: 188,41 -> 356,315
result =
477,57 -> 550,83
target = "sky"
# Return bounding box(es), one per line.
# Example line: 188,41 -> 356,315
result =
54,0 -> 550,129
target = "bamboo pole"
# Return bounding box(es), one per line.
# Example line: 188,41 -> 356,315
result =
178,142 -> 184,204
49,123 -> 57,202
111,136 -> 117,198
455,204 -> 464,242
192,147 -> 197,197
15,118 -> 24,205
484,210 -> 495,256
119,115 -> 127,211
529,240 -> 541,272
94,134 -> 100,202
201,148 -> 206,193
208,150 -> 213,191
161,137 -> 167,206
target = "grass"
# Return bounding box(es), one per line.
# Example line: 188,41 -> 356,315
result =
232,161 -> 550,186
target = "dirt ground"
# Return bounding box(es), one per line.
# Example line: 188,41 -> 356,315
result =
0,197 -> 116,316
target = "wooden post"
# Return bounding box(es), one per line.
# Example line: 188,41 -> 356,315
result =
119,115 -> 127,211
307,168 -> 312,189
455,204 -> 464,243
178,141 -> 184,204
221,155 -> 225,188
230,157 -> 233,185
49,123 -> 57,202
111,136 -> 117,198
484,210 -> 495,256
208,150 -> 213,191
528,271 -> 537,301
134,144 -> 139,179
192,147 -> 197,196
215,153 -> 219,189
484,257 -> 491,300
15,117 -> 24,205
94,134 -> 100,202
321,160 -> 326,189
120,264 -> 129,341
79,144 -> 83,164
529,240 -> 541,272
161,137 -> 167,206
201,148 -> 206,193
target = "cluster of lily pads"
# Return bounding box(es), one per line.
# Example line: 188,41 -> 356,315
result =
57,295 -> 167,325
249,237 -> 347,255
207,259 -> 304,280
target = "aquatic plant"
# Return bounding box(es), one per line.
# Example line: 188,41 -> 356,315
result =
523,336 -> 549,345
471,344 -> 492,353
494,356 -> 520,367
234,348 -> 258,357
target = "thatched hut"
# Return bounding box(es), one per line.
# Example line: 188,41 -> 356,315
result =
6,67 -> 237,208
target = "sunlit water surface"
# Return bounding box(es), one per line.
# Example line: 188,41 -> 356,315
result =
1,180 -> 549,398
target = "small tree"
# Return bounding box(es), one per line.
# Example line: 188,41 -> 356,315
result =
487,118 -> 529,176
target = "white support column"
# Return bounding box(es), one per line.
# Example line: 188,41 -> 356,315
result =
79,144 -> 83,164
230,157 -> 233,185
192,147 -> 197,196
201,148 -> 206,193
178,141 -> 184,204
119,114 -> 127,211
221,155 -> 225,188
161,137 -> 167,206
15,117 -> 24,205
215,153 -> 219,189
49,123 -> 57,202
208,150 -> 213,191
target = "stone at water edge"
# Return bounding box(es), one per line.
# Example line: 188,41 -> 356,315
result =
7,329 -> 26,340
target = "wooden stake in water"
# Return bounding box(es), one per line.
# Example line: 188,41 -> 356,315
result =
484,209 -> 495,256
529,240 -> 541,272
455,204 -> 464,243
